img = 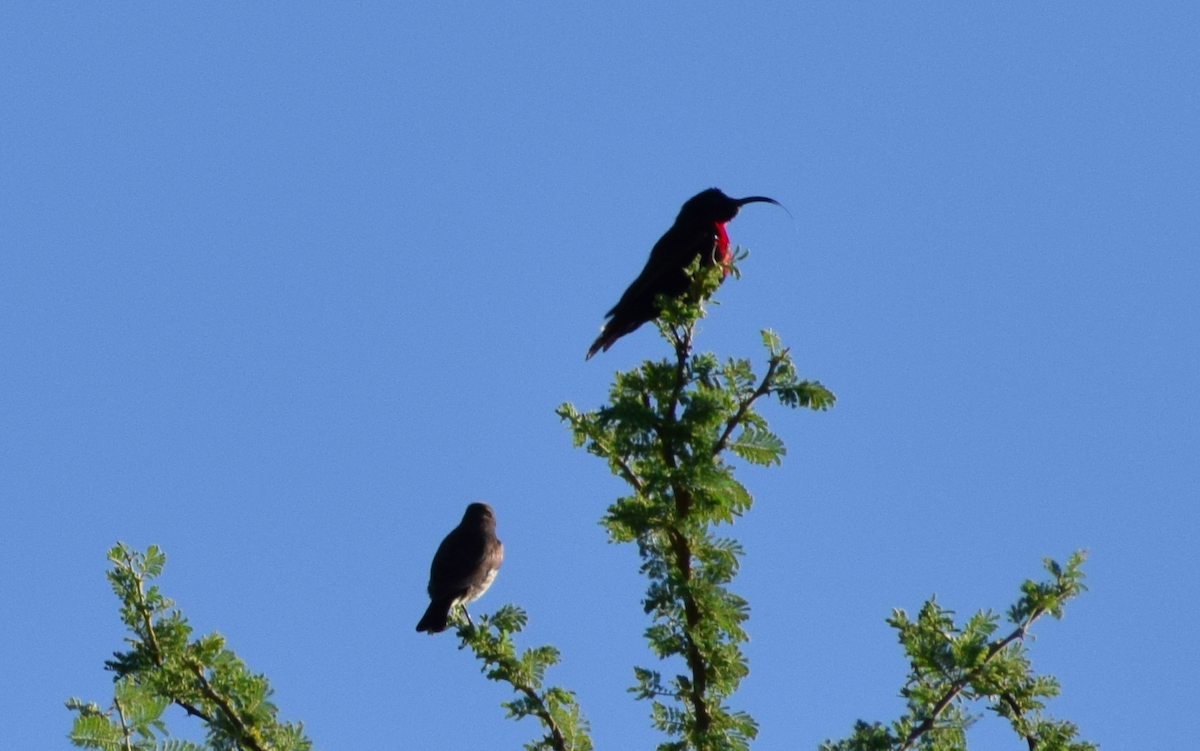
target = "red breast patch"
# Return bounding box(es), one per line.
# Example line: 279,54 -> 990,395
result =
715,222 -> 731,275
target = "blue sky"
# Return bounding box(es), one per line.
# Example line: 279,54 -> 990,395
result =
3,2 -> 1197,749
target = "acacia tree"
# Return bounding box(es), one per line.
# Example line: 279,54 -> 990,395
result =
66,544 -> 311,751
69,259 -> 1093,751
555,258 -> 834,750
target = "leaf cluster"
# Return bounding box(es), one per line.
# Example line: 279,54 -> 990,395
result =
456,605 -> 592,751
557,261 -> 833,751
66,544 -> 311,751
819,552 -> 1093,751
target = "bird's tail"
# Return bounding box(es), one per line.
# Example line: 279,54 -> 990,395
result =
415,598 -> 454,634
585,329 -> 611,360
586,319 -> 636,359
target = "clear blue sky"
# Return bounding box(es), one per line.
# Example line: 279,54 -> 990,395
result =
3,2 -> 1196,749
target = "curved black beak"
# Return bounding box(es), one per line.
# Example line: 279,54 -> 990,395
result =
734,195 -> 793,220
734,196 -> 781,208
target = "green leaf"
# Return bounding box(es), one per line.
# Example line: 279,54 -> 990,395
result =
729,426 -> 786,466
70,713 -> 123,751
760,329 -> 782,355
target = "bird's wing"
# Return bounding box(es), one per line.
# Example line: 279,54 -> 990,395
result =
427,529 -> 492,598
606,224 -> 713,317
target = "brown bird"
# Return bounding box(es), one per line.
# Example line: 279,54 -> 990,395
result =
416,502 -> 504,634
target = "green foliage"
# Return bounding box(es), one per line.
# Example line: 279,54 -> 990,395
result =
559,257 -> 1090,751
818,553 -> 1094,751
68,251 -> 1093,751
558,259 -> 834,751
66,544 -> 312,751
456,606 -> 592,751
65,680 -> 184,751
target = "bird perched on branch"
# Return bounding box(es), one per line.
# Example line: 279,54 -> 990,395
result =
416,503 -> 504,634
586,188 -> 781,359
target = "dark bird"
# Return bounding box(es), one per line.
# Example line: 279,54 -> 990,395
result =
586,188 -> 781,359
415,502 -> 504,634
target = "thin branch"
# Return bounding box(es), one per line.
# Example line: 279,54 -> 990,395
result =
652,323 -> 713,736
660,440 -> 710,734
123,554 -> 220,728
113,695 -> 134,751
123,551 -> 164,664
173,700 -> 216,724
611,452 -> 645,495
667,522 -> 711,734
516,685 -> 569,751
711,354 -> 783,458
191,663 -> 269,751
1000,692 -> 1038,751
666,322 -> 693,420
469,629 -> 573,751
899,618 -> 1039,751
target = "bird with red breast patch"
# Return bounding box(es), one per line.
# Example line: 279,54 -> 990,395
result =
586,188 -> 781,359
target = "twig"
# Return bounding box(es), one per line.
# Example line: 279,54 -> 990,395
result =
666,322 -> 693,419
1000,692 -> 1038,751
899,621 -> 1037,751
122,551 -> 220,728
517,685 -> 569,751
191,663 -> 269,751
113,695 -> 134,751
121,549 -> 164,664
711,354 -> 783,458
611,452 -> 645,495
666,523 -> 710,733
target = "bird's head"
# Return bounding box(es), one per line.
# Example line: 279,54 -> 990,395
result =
681,188 -> 782,224
462,503 -> 495,522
